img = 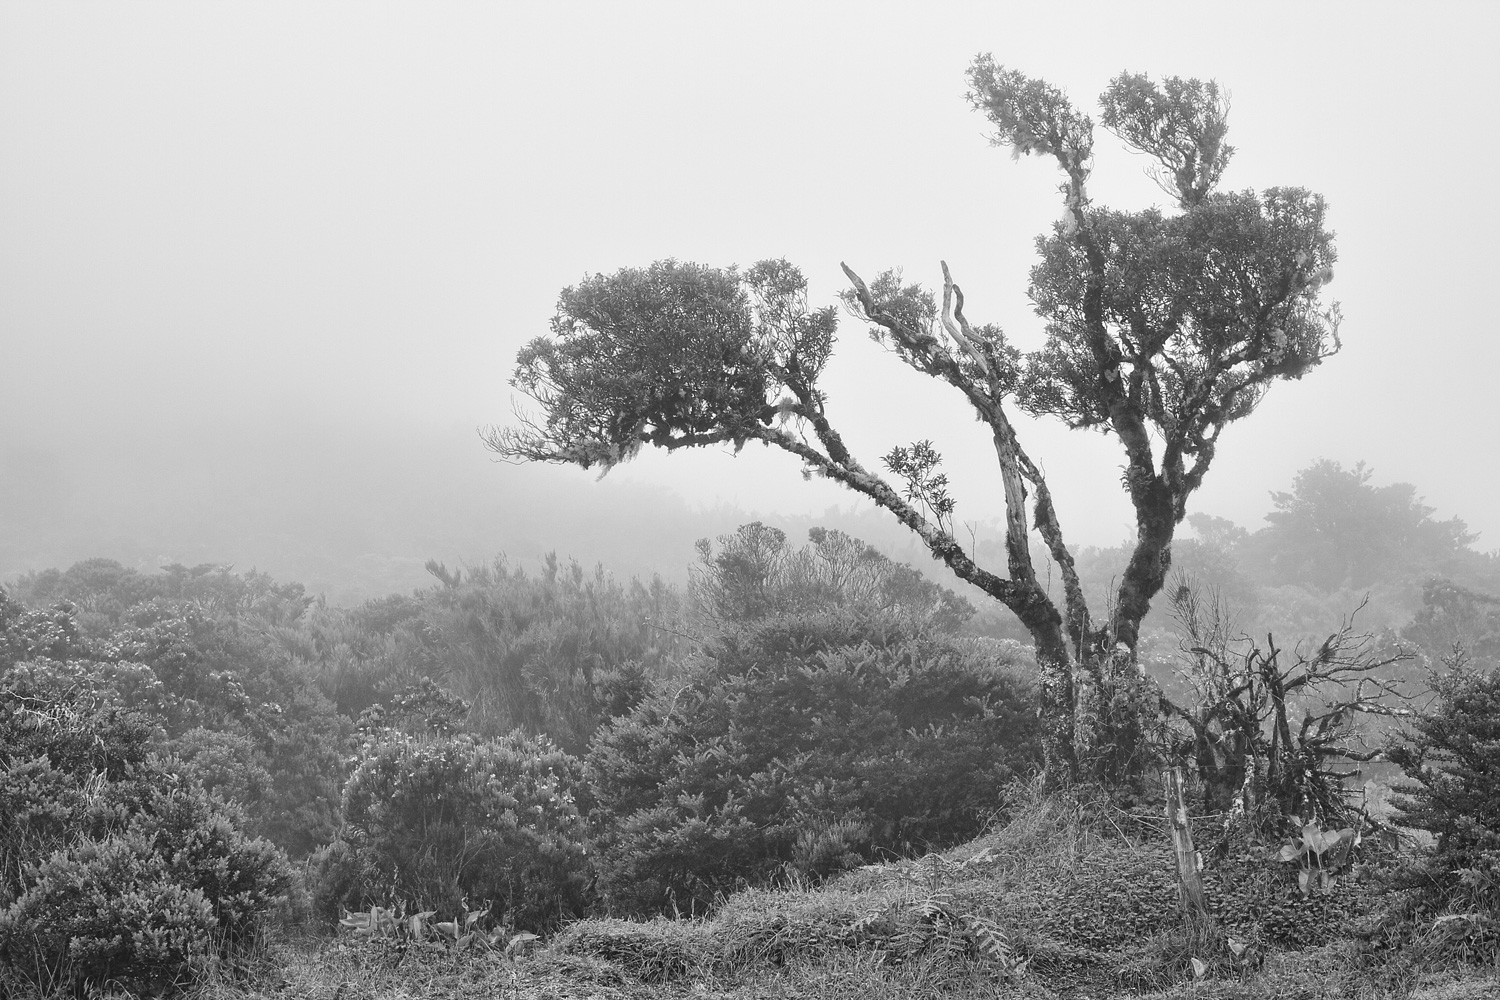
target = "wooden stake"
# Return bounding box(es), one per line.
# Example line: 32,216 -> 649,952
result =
1164,766 -> 1210,922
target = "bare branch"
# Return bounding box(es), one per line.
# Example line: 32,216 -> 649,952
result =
939,260 -> 991,378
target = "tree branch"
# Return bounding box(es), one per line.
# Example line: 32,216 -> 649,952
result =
1028,475 -> 1090,657
748,425 -> 1031,610
841,262 -> 993,416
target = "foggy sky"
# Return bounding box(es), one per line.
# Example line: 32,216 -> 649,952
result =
3,3 -> 1497,600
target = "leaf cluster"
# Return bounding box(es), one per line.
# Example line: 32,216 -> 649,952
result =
883,442 -> 957,536
1099,73 -> 1233,208
494,259 -> 836,469
1025,187 -> 1337,434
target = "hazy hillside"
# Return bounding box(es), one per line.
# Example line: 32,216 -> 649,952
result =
1,418 -> 983,605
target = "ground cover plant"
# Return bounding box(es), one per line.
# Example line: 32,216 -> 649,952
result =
168,783 -> 1495,1000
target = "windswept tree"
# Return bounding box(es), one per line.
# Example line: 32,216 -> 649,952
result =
486,63 -> 1340,784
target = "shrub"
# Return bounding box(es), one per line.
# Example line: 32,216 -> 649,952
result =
248,678 -> 350,856
3,586 -> 352,859
318,729 -> 589,932
1382,654 -> 1500,961
355,676 -> 471,737
0,591 -> 81,671
166,727 -> 273,808
690,522 -> 974,630
130,785 -> 295,947
0,696 -> 161,905
587,609 -> 1040,915
0,836 -> 216,996
0,686 -> 294,994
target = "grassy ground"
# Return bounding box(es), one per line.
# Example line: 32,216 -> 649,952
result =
81,794 -> 1500,999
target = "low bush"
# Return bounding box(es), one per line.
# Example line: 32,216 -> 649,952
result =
0,835 -> 217,996
133,784 -> 295,947
314,729 -> 589,932
0,683 -> 293,995
3,587 -> 352,860
587,609 -> 1040,915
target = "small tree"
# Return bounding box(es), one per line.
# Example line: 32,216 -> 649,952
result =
1388,652 -> 1500,913
487,64 -> 1340,784
1246,460 -> 1476,593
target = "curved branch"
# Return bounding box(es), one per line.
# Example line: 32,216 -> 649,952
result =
743,425 -> 1071,671
939,260 -> 991,378
841,262 -> 993,416
752,426 -> 1019,604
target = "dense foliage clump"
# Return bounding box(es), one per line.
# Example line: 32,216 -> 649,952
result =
313,728 -> 590,933
1381,657 -> 1500,961
587,609 -> 1039,915
1,574 -> 350,858
0,677 -> 293,995
293,555 -> 683,753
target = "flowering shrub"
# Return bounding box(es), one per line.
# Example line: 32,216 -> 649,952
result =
314,730 -> 589,932
0,591 -> 81,670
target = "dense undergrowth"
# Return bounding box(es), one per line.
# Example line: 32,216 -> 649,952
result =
179,790 -> 1499,1000
4,497 -> 1500,997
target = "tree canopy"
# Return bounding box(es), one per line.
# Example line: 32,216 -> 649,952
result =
487,62 -> 1341,782
1247,460 -> 1475,592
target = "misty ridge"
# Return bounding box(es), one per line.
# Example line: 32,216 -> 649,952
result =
0,412 -> 999,605
1,417 -> 788,605
5,410 -> 1496,649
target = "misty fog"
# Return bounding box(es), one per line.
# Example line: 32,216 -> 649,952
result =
3,4 -> 1498,613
